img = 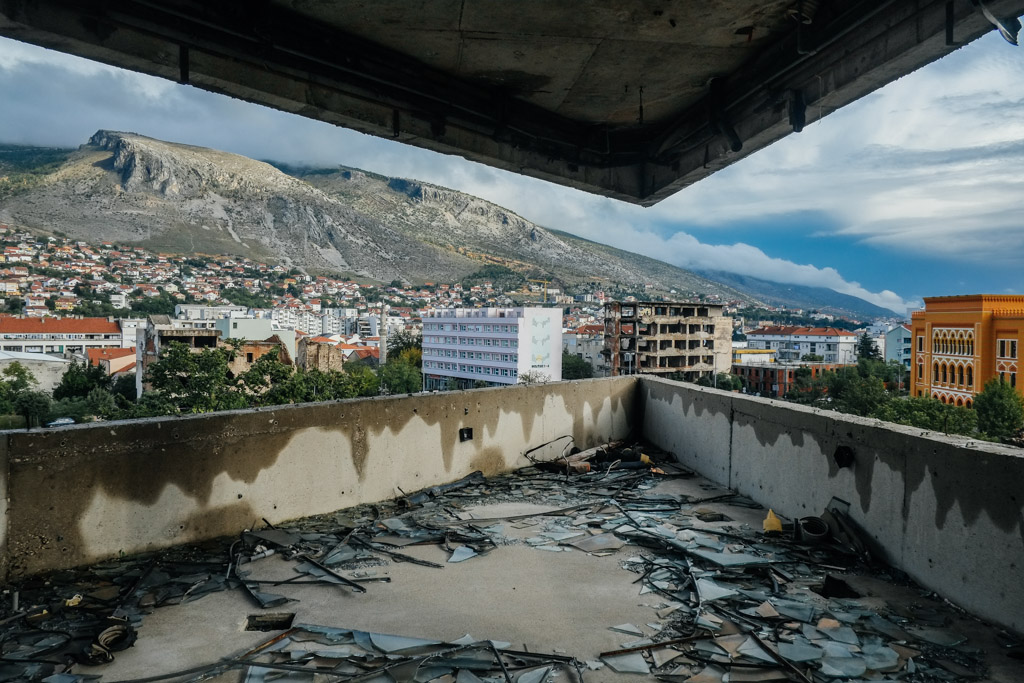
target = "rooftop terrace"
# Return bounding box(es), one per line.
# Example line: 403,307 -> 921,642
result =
0,377 -> 1021,681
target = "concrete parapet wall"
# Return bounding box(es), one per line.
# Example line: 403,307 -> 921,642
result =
0,377 -> 637,577
640,376 -> 1024,635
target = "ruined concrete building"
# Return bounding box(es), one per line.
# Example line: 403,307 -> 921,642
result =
603,301 -> 732,380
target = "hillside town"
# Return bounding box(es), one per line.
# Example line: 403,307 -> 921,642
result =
0,220 -> 1018,446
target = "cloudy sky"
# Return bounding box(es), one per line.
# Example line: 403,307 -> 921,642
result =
2,30 -> 1023,315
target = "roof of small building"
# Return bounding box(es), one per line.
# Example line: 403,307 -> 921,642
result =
0,316 -> 120,334
0,350 -> 70,363
87,347 -> 136,365
747,326 -> 857,337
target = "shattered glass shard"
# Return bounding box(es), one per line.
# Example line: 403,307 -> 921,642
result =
601,652 -> 650,674
818,656 -> 867,678
515,666 -> 551,683
448,546 -> 478,563
695,578 -> 738,602
609,623 -> 644,636
777,641 -> 823,662
567,534 -> 626,553
689,548 -> 769,567
367,632 -> 443,653
911,627 -> 968,647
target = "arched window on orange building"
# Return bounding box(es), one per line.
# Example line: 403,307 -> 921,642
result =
957,365 -> 964,386
933,362 -> 939,381
941,363 -> 948,383
966,366 -> 973,387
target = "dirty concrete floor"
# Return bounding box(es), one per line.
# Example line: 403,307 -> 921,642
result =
5,459 -> 1024,682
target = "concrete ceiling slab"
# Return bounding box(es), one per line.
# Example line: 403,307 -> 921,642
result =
1,0 -> 1022,205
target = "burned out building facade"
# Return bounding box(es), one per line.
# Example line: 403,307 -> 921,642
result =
603,301 -> 732,380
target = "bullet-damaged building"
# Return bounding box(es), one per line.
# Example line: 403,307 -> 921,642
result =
603,301 -> 732,380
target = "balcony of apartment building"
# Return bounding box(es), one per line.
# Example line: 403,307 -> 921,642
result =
1,377 -> 1022,681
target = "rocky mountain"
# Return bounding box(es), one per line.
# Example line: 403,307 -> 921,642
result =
0,131 -> 750,299
0,131 -> 894,318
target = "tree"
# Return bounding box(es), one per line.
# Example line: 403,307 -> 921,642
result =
388,330 -> 422,360
801,353 -> 824,362
378,358 -> 421,395
974,378 -> 1024,441
561,352 -> 593,380
870,397 -> 977,435
518,370 -> 548,385
144,342 -> 246,413
236,348 -> 298,407
396,346 -> 422,368
856,332 -> 881,360
111,374 -> 137,403
15,390 -> 51,428
340,360 -> 380,397
0,362 -> 38,414
53,361 -> 111,400
131,291 -> 179,315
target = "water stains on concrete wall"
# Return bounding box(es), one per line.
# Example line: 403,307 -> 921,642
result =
1,378 -> 636,577
640,376 -> 1024,635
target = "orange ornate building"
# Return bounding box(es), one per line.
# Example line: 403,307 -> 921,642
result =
910,295 -> 1023,407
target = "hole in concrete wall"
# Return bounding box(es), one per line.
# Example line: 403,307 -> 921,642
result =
832,445 -> 855,469
245,613 -> 295,632
459,427 -> 473,442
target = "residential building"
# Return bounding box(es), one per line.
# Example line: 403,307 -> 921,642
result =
732,362 -> 851,398
910,295 -> 1024,406
87,346 -> 137,376
562,324 -> 608,376
421,307 -> 562,390
885,324 -> 912,369
0,316 -> 122,355
136,315 -> 221,398
732,348 -> 777,364
296,337 -> 346,372
226,336 -> 294,376
603,301 -> 731,380
215,317 -> 297,361
746,326 -> 857,364
175,304 -> 249,320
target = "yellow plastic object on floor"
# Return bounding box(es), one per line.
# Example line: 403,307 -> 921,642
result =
640,453 -> 652,464
763,508 -> 783,533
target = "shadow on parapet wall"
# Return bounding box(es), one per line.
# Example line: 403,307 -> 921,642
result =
639,375 -> 1024,636
0,377 -> 637,579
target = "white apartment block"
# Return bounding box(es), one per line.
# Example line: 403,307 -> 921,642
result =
746,326 -> 857,364
422,307 -> 562,390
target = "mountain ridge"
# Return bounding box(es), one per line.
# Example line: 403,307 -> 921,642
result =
0,131 -> 894,318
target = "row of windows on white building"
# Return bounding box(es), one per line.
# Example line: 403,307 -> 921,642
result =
423,322 -> 519,333
423,361 -> 518,377
423,348 -> 519,363
423,336 -> 519,348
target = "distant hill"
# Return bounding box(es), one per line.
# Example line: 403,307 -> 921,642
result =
0,131 -> 897,318
697,270 -> 901,319
0,131 -> 757,299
